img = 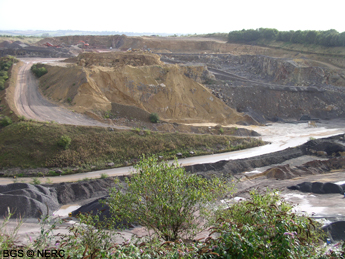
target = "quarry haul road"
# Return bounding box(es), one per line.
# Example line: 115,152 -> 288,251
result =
14,58 -> 129,129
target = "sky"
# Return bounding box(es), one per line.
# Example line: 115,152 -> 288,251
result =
0,0 -> 344,34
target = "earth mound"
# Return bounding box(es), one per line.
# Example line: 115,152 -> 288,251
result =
0,183 -> 59,218
323,221 -> 345,241
39,53 -> 256,124
287,182 -> 344,194
50,178 -> 117,204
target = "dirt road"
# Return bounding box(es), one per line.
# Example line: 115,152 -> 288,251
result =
14,58 -> 129,129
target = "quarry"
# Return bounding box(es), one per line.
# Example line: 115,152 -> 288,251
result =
1,34 -> 345,253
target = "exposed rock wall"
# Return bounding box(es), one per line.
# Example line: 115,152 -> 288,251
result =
0,46 -> 72,58
162,53 -> 345,120
213,84 -> 345,120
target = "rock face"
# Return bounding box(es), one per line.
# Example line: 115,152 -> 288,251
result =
162,53 -> 345,120
0,183 -> 59,218
0,42 -> 72,58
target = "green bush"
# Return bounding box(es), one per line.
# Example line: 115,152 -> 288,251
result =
149,112 -> 159,123
0,71 -> 8,80
100,173 -> 109,179
30,177 -> 41,185
212,190 -> 326,258
57,135 -> 72,150
107,155 -> 234,241
0,116 -> 12,126
0,80 -> 4,90
31,64 -> 47,78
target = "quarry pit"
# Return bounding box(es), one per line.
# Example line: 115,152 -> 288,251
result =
1,35 -> 345,244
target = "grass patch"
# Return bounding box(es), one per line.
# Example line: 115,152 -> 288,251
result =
0,121 -> 265,171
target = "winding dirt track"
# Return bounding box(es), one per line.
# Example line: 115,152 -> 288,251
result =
14,58 -> 128,129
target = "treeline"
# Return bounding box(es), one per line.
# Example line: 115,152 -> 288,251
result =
227,28 -> 345,47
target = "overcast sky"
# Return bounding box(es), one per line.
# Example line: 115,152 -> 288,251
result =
0,0 -> 344,34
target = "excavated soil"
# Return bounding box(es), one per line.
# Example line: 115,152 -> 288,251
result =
38,52 -> 255,125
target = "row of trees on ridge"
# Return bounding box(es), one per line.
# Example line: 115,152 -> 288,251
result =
228,28 -> 345,47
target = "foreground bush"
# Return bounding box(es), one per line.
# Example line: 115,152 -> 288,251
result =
212,190 -> 327,258
107,155 -> 234,241
1,190 -> 345,258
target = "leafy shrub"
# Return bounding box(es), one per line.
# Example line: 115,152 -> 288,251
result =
0,116 -> 12,126
212,190 -> 326,258
107,155 -> 234,241
30,177 -> 41,185
0,78 -> 5,90
31,64 -> 47,78
100,173 -> 109,179
219,127 -> 224,134
0,71 -> 8,80
57,211 -> 116,258
0,208 -> 22,250
149,112 -> 159,123
57,135 -> 72,150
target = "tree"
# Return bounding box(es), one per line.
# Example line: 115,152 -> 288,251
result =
259,28 -> 278,40
107,156 -> 234,241
305,30 -> 319,44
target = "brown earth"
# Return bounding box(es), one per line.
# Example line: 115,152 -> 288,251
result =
38,52 -> 256,125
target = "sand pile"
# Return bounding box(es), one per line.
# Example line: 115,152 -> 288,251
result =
39,53 -> 255,124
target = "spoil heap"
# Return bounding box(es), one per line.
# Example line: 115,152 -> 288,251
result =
39,52 -> 256,124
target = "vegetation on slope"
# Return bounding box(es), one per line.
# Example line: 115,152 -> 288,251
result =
0,56 -> 17,90
0,121 -> 264,173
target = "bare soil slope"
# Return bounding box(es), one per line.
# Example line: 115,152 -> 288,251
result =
39,53 -> 254,124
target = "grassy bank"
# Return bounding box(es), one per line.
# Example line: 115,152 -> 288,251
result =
0,121 -> 264,175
